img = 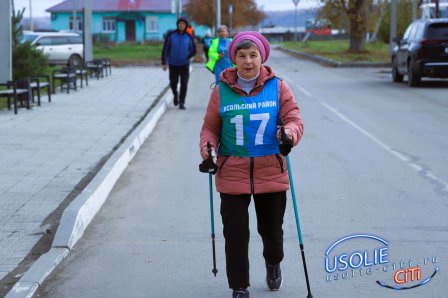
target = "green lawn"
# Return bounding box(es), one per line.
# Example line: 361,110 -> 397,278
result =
94,42 -> 163,62
281,40 -> 390,63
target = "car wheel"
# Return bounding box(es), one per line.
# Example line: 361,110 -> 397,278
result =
68,54 -> 83,67
407,60 -> 421,87
392,64 -> 403,83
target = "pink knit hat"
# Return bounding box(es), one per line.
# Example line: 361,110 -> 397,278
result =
228,31 -> 271,64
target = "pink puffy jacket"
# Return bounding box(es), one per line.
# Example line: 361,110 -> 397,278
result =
199,66 -> 304,195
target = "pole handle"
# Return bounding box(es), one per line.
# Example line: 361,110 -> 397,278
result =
199,142 -> 218,174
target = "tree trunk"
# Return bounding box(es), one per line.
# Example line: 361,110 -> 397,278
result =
370,3 -> 387,43
348,0 -> 367,52
370,13 -> 384,43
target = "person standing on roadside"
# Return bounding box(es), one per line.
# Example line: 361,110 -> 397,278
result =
203,32 -> 213,62
161,17 -> 196,110
206,25 -> 233,83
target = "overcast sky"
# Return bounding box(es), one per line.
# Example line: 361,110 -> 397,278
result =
13,0 -> 321,18
14,0 -> 61,17
256,0 -> 321,11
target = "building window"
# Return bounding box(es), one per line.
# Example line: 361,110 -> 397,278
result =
146,16 -> 158,33
69,16 -> 83,31
103,17 -> 116,33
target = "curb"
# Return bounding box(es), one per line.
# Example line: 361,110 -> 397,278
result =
277,46 -> 391,68
5,86 -> 172,298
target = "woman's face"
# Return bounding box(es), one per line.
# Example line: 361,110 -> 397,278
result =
218,29 -> 228,39
235,45 -> 262,80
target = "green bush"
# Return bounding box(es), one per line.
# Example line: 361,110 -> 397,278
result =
12,2 -> 48,80
13,42 -> 48,80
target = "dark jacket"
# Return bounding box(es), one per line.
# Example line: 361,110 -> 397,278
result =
161,30 -> 196,66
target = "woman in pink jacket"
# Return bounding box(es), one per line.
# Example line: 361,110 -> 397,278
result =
199,31 -> 304,298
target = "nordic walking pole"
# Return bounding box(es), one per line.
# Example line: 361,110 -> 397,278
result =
199,142 -> 218,276
279,122 -> 313,298
286,156 -> 313,298
208,168 -> 218,277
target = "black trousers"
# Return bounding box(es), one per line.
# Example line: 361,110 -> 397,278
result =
168,64 -> 189,105
204,46 -> 210,61
220,192 -> 287,289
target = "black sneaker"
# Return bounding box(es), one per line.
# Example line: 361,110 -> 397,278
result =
232,288 -> 250,298
266,263 -> 282,290
179,104 -> 186,110
173,95 -> 178,106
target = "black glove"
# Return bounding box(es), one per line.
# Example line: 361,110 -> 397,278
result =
278,120 -> 293,157
199,142 -> 218,174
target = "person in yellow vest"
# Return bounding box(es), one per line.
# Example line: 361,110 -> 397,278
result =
206,25 -> 233,83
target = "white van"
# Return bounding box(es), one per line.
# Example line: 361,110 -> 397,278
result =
22,31 -> 84,67
420,2 -> 448,19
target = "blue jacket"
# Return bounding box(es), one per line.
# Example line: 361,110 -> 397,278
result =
161,30 -> 197,66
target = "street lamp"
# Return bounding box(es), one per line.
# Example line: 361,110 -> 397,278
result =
292,0 -> 299,41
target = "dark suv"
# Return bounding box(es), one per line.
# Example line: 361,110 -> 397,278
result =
391,18 -> 448,87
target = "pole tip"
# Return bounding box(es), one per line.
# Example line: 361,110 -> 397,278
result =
212,268 -> 218,276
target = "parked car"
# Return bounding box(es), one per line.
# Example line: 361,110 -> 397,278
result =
22,31 -> 84,67
391,18 -> 448,87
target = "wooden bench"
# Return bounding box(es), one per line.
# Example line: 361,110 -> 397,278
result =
86,59 -> 104,80
52,67 -> 77,94
0,81 -> 30,114
75,66 -> 89,88
101,58 -> 112,76
29,75 -> 52,106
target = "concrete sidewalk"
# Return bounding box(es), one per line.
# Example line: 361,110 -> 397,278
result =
0,67 -> 169,294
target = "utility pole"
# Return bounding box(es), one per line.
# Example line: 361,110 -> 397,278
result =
84,0 -> 92,62
176,0 -> 180,19
215,0 -> 221,35
412,0 -> 417,21
435,0 -> 440,18
390,0 -> 397,53
229,0 -> 233,33
0,0 -> 12,82
72,0 -> 77,32
292,0 -> 299,41
29,0 -> 33,31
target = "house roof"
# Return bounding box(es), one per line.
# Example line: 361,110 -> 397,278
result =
46,0 -> 188,13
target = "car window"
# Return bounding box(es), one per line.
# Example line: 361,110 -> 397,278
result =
413,23 -> 425,40
403,24 -> 414,40
68,36 -> 83,44
409,24 -> 420,41
51,36 -> 70,45
426,23 -> 448,39
36,37 -> 52,46
21,34 -> 38,44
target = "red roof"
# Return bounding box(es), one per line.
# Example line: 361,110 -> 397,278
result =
47,0 -> 188,13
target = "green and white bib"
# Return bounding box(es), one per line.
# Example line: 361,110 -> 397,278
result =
219,78 -> 280,157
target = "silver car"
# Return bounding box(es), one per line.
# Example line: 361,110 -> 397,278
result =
22,31 -> 84,67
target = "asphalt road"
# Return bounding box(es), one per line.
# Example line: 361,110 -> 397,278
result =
36,49 -> 448,298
